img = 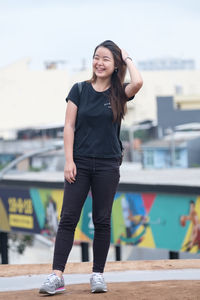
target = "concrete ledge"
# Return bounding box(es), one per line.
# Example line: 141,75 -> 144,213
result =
1,259 -> 200,277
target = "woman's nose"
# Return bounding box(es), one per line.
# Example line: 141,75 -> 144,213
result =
97,59 -> 103,66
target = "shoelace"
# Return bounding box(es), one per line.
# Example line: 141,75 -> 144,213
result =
92,273 -> 104,284
45,274 -> 60,285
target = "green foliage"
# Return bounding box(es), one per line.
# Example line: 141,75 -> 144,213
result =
191,163 -> 200,168
29,166 -> 43,172
134,129 -> 149,142
0,162 -> 9,170
9,233 -> 34,255
29,162 -> 47,172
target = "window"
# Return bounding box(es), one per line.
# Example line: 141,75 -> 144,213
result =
146,150 -> 154,166
175,150 -> 180,161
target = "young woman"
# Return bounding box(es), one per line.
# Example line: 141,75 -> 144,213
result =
39,40 -> 143,295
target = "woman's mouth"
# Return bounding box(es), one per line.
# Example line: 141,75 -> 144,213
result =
96,68 -> 105,72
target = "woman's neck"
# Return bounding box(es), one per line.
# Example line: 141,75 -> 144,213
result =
92,78 -> 111,92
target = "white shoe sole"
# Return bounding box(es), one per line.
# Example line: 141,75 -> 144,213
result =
91,285 -> 107,293
39,287 -> 66,295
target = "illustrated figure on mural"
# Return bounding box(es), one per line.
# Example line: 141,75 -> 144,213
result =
180,200 -> 200,252
120,195 -> 149,245
44,196 -> 58,239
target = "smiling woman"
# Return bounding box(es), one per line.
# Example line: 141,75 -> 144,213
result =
93,48 -> 115,78
90,40 -> 133,123
39,40 -> 143,296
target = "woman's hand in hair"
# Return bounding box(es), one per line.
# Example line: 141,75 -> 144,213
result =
121,48 -> 143,97
121,49 -> 129,63
64,161 -> 77,184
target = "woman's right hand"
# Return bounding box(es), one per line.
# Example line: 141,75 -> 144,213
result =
64,160 -> 77,184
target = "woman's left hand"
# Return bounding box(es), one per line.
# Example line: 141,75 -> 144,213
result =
121,49 -> 129,63
121,48 -> 143,97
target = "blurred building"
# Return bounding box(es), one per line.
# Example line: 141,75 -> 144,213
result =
138,58 -> 195,71
157,96 -> 200,138
0,58 -> 200,140
0,58 -> 69,139
67,67 -> 200,128
142,135 -> 200,169
141,93 -> 200,168
0,58 -> 200,167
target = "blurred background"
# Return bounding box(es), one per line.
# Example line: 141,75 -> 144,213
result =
0,0 -> 200,265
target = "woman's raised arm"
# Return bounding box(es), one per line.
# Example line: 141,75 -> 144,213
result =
121,48 -> 143,98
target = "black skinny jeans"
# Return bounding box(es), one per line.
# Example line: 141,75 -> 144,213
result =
53,156 -> 120,273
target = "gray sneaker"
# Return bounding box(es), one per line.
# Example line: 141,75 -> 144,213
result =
39,273 -> 65,295
90,273 -> 107,293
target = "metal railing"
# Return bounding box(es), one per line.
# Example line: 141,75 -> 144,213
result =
0,143 -> 63,180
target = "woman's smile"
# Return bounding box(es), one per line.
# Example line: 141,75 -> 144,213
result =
93,46 -> 115,79
96,67 -> 106,72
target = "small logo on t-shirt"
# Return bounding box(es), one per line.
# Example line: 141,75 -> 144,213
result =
104,102 -> 111,109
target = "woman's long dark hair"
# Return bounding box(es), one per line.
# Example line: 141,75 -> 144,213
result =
90,40 -> 128,123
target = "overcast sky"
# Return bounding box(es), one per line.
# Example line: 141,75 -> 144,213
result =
0,0 -> 200,72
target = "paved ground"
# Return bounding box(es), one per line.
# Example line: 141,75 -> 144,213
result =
1,269 -> 200,292
0,260 -> 200,299
1,281 -> 200,300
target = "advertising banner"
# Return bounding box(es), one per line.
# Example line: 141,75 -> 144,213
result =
0,186 -> 200,253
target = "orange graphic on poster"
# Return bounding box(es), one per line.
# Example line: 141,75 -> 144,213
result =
181,201 -> 200,252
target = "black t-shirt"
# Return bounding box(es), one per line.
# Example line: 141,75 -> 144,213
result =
66,81 -> 134,158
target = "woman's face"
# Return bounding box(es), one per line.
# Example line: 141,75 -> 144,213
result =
92,46 -> 115,80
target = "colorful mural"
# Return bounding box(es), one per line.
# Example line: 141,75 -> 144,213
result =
0,186 -> 199,252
